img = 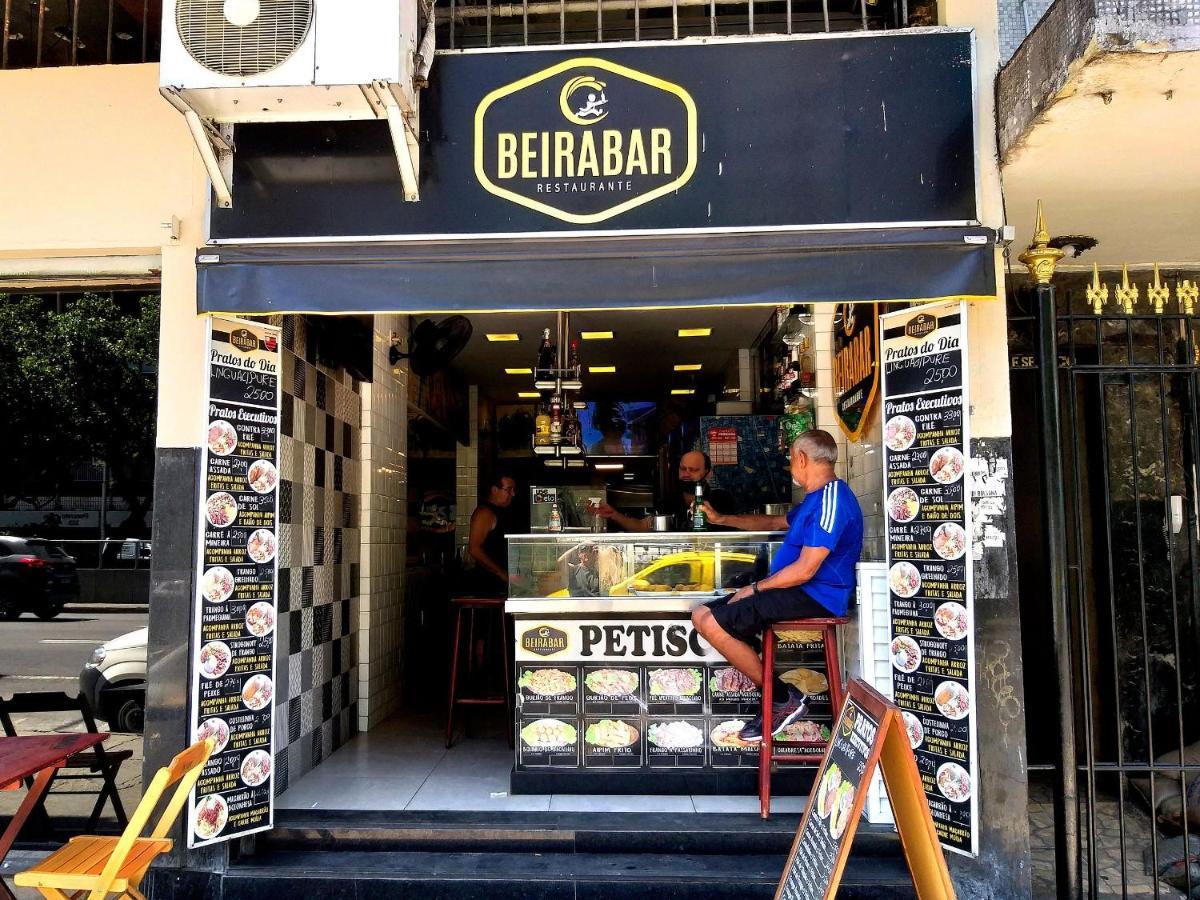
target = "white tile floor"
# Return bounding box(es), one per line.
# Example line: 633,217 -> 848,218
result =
276,712 -> 808,814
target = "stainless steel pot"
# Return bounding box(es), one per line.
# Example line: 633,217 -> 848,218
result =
763,503 -> 791,516
650,514 -> 676,532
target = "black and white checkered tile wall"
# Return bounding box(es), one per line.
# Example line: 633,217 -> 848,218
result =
270,316 -> 361,796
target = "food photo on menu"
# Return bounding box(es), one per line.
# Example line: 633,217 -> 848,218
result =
647,719 -> 704,751
584,668 -> 638,697
521,718 -> 577,749
193,793 -> 228,840
201,566 -> 236,603
518,668 -> 577,697
241,674 -> 273,711
584,719 -> 639,749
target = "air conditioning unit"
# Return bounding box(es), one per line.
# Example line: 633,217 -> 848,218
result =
160,0 -> 429,207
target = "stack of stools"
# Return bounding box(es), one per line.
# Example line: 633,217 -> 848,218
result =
759,616 -> 849,818
444,597 -> 512,749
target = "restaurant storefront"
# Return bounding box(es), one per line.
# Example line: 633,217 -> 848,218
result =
141,13 -> 1031,898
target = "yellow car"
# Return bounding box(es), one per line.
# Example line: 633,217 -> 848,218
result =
548,550 -> 761,597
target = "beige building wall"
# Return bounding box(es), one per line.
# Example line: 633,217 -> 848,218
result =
0,64 -> 207,257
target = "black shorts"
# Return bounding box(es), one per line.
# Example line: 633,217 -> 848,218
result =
705,586 -> 831,646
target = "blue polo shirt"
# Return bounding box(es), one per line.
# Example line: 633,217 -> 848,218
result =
769,479 -> 864,616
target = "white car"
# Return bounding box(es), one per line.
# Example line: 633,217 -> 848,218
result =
80,627 -> 147,732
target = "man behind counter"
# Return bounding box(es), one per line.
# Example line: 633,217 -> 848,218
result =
692,430 -> 864,741
590,450 -> 736,531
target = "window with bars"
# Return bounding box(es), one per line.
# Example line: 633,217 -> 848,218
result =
1,0 -> 160,69
436,0 -> 933,48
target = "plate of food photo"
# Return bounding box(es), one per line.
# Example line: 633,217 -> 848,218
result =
885,415 -> 917,452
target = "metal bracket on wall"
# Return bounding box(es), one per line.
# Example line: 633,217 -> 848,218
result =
367,81 -> 421,202
160,88 -> 235,209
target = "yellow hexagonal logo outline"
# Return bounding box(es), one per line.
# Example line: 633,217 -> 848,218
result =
474,57 -> 698,225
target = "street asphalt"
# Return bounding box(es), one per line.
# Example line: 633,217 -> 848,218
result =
0,606 -> 147,890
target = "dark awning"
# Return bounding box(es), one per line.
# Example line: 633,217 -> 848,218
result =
196,227 -> 997,315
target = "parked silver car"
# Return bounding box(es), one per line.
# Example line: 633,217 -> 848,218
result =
80,627 -> 147,732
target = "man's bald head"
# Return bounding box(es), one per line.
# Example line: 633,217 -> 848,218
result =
679,450 -> 712,484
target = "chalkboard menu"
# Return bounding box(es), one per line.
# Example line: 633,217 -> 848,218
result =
880,302 -> 978,857
776,696 -> 881,900
188,317 -> 281,848
774,680 -> 956,900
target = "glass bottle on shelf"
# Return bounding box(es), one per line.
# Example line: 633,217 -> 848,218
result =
563,408 -> 580,448
547,502 -> 563,533
549,393 -> 564,444
569,340 -> 580,378
537,327 -> 555,372
798,335 -> 815,396
534,401 -> 552,446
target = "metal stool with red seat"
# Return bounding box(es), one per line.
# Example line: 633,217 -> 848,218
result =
759,616 -> 849,818
444,597 -> 512,749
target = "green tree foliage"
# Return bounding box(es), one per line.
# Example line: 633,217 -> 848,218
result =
0,294 -> 159,531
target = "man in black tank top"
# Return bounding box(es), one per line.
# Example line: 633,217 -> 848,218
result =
467,474 -> 517,597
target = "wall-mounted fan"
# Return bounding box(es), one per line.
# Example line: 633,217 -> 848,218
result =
390,316 -> 473,376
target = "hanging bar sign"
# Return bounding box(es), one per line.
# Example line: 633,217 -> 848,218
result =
187,316 -> 282,848
879,301 -> 978,857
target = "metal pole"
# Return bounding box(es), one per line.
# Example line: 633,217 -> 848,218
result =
1020,202 -> 1080,898
99,460 -> 108,543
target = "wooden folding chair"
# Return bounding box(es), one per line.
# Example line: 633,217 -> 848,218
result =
14,737 -> 214,900
0,692 -> 131,831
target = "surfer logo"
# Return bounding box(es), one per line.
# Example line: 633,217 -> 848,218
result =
561,75 -> 609,124
474,57 -> 698,224
840,703 -> 858,739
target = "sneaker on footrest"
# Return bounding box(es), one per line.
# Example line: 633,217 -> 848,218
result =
738,687 -> 810,742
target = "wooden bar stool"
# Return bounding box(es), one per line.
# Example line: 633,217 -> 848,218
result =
445,597 -> 512,749
759,616 -> 849,818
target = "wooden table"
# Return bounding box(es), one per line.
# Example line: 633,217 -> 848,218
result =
0,733 -> 109,900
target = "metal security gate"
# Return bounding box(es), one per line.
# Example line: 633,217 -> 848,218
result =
1012,270 -> 1200,898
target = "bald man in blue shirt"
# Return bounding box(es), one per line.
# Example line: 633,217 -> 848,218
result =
692,429 -> 864,741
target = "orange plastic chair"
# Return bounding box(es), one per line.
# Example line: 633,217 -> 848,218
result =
14,737 -> 215,900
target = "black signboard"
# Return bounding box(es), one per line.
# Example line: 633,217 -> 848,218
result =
211,32 -> 977,241
832,302 -> 881,442
188,317 -> 281,848
777,696 -> 881,900
880,302 -> 977,857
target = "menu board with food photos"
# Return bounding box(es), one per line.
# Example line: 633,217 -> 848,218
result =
512,617 -> 836,772
188,317 -> 281,848
879,301 -> 978,857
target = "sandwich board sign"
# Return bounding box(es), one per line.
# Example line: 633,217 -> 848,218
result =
775,679 -> 955,900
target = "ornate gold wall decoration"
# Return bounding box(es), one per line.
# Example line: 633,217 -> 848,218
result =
1087,264 -> 1108,315
1116,265 -> 1139,314
1148,264 -> 1170,315
1018,200 -> 1064,284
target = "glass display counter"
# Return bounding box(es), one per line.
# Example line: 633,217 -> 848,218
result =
504,531 -> 839,795
506,531 -> 782,610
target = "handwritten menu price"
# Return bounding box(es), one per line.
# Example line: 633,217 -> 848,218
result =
188,318 -> 281,848
776,698 -> 880,900
880,303 -> 977,857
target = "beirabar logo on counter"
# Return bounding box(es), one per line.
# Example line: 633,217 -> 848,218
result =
474,57 -> 698,224
522,625 -> 568,657
228,328 -> 259,353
